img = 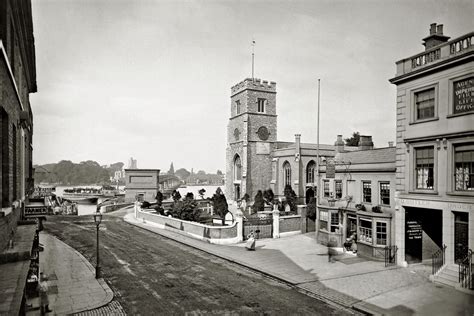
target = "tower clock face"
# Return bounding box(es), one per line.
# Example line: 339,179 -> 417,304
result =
234,128 -> 240,140
257,126 -> 270,141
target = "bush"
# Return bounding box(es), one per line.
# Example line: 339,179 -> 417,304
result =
263,189 -> 275,206
171,193 -> 200,221
283,185 -> 297,213
211,187 -> 228,224
252,190 -> 265,213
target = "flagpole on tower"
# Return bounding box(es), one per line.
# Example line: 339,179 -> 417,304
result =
252,39 -> 255,81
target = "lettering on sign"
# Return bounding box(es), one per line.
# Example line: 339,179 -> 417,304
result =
406,220 -> 423,240
453,77 -> 473,114
326,159 -> 335,179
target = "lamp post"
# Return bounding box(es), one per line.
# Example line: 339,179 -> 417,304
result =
93,209 -> 103,279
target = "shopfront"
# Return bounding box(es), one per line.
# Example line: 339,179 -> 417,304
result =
317,205 -> 394,260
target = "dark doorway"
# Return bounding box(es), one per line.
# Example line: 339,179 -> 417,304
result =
454,212 -> 469,263
405,207 -> 442,264
305,187 -> 315,204
234,184 -> 241,201
347,215 -> 357,238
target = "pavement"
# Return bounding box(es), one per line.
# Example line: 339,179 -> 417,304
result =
25,233 -> 117,315
124,211 -> 474,316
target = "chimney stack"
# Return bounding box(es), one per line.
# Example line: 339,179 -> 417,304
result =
358,135 -> 374,151
334,135 -> 345,153
422,23 -> 450,51
388,141 -> 394,148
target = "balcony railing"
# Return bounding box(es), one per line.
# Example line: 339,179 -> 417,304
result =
394,32 -> 474,77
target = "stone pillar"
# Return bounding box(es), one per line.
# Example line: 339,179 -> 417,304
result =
273,206 -> 280,238
235,209 -> 244,242
299,205 -> 307,233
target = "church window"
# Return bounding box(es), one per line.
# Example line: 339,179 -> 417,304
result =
257,98 -> 266,113
306,161 -> 316,183
283,162 -> 291,187
235,100 -> 241,115
234,155 -> 242,181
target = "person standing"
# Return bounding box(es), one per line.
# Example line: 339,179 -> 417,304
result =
38,274 -> 52,314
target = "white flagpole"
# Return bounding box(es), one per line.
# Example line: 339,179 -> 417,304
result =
316,79 -> 321,200
252,40 -> 255,81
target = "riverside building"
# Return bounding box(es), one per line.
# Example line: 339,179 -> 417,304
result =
389,24 -> 473,268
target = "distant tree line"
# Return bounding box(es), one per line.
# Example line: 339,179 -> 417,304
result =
34,160 -> 123,185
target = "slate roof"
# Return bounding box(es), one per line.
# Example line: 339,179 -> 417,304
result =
335,147 -> 396,164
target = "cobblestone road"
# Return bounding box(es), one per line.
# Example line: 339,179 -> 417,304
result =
44,212 -> 352,315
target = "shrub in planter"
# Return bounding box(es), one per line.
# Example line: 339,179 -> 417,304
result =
372,205 -> 382,213
355,204 -> 366,211
252,190 -> 265,213
211,187 -> 228,224
283,184 -> 297,213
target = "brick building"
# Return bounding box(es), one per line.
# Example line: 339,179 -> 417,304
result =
0,0 -> 38,314
390,24 -> 473,272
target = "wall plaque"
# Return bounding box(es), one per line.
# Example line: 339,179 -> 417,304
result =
453,77 -> 473,114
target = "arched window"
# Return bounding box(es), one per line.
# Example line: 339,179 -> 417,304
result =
234,155 -> 242,181
306,160 -> 316,184
283,161 -> 291,187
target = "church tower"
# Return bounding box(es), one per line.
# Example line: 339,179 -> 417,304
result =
226,78 -> 277,201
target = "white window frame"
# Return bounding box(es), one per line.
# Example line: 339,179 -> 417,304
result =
410,83 -> 439,124
379,182 -> 390,206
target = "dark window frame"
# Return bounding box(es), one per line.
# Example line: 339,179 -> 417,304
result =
362,181 -> 371,203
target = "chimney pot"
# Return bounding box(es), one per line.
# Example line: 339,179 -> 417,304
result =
335,134 -> 345,153
388,141 -> 394,147
430,23 -> 437,35
437,24 -> 443,35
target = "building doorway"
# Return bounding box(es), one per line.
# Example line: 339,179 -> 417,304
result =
305,187 -> 315,204
454,212 -> 469,263
404,207 -> 442,264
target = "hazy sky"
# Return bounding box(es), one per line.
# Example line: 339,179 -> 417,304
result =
30,0 -> 473,172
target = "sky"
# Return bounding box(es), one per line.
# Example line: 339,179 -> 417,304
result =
30,0 -> 473,173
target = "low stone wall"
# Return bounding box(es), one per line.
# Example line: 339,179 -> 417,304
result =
137,209 -> 240,244
102,203 -> 134,213
279,215 -> 301,235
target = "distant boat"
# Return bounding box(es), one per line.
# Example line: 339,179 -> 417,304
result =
62,196 -> 99,204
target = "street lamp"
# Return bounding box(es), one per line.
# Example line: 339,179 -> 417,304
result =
93,210 -> 103,279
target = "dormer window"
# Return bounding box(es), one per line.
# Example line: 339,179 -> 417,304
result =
257,98 -> 266,113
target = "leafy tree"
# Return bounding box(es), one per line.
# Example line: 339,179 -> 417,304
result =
263,189 -> 275,206
211,187 -> 228,224
171,190 -> 182,202
216,170 -> 223,175
252,190 -> 265,213
198,188 -> 206,199
175,168 -> 191,180
345,132 -> 360,146
154,191 -> 164,214
197,170 -> 206,175
283,184 -> 297,213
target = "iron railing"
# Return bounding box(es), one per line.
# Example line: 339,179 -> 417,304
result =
459,249 -> 473,290
432,244 -> 447,275
384,245 -> 398,267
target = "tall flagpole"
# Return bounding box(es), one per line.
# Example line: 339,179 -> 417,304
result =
316,79 -> 321,200
252,39 -> 255,81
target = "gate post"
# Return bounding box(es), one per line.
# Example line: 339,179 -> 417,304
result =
273,205 -> 280,238
299,205 -> 307,233
235,209 -> 244,242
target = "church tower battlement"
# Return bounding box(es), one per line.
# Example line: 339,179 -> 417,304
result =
226,78 -> 277,202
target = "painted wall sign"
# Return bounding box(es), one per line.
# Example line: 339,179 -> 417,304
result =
406,220 -> 422,240
453,77 -> 473,114
326,159 -> 335,179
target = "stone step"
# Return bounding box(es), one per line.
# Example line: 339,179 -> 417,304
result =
440,268 -> 459,278
434,274 -> 459,288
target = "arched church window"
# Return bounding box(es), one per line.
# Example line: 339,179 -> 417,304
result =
283,161 -> 291,187
234,155 -> 242,181
306,160 -> 316,183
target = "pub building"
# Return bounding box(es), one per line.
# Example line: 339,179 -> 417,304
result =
390,24 -> 473,271
316,136 -> 397,260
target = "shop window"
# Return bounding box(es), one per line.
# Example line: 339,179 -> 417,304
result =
454,144 -> 474,191
330,212 -> 340,233
362,181 -> 371,203
335,180 -> 342,199
380,182 -> 390,206
415,88 -> 435,120
306,161 -> 315,183
257,98 -> 266,113
283,162 -> 291,187
376,222 -> 387,246
359,218 -> 372,244
323,180 -> 330,197
415,147 -> 434,189
235,100 -> 241,115
319,209 -> 328,231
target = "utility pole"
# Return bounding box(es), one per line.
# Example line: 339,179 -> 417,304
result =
252,39 -> 255,81
316,79 -> 321,201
